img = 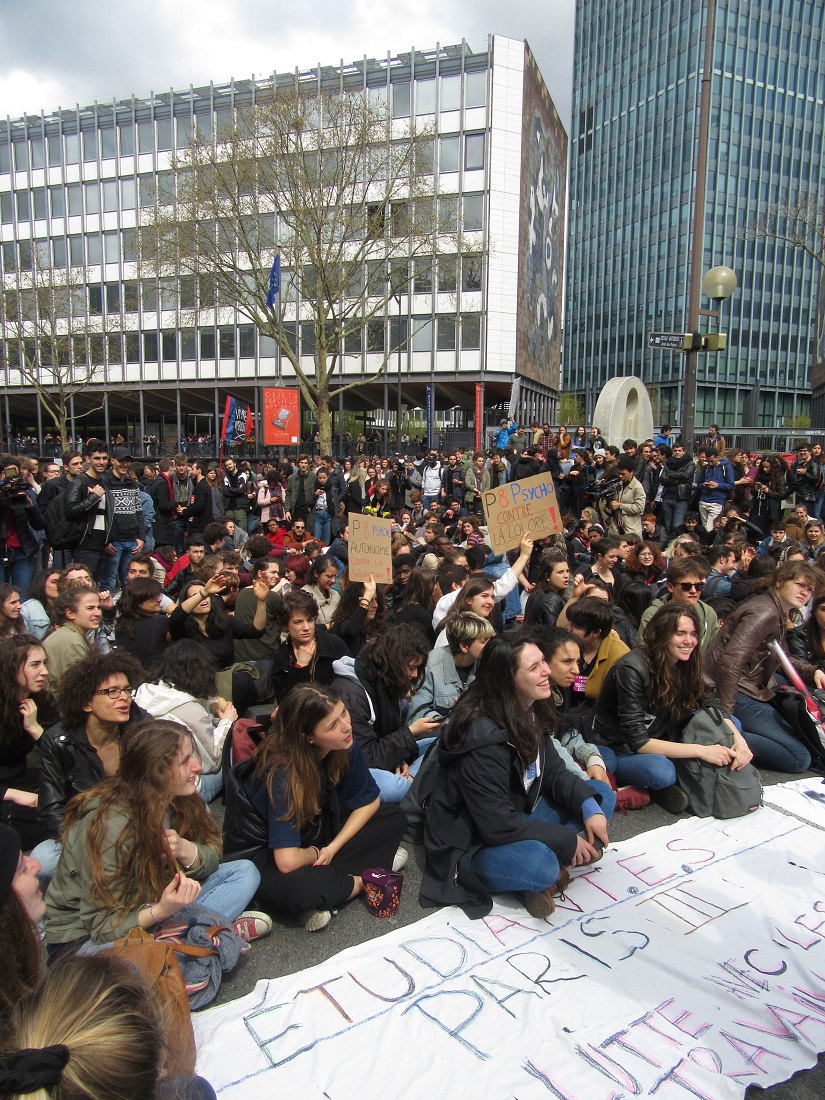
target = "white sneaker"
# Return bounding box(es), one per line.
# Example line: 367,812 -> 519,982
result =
300,908 -> 332,932
392,847 -> 409,872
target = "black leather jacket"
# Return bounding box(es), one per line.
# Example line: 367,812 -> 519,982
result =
222,757 -> 269,860
64,472 -> 114,543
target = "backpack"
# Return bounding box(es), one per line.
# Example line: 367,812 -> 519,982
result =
676,702 -> 762,818
770,686 -> 825,772
399,736 -> 441,843
44,487 -> 87,549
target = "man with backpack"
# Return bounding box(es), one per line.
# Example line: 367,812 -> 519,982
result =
41,451 -> 84,566
696,448 -> 735,533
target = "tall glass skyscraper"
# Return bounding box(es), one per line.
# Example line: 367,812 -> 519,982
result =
565,0 -> 825,430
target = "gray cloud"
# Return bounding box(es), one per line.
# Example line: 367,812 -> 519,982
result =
0,0 -> 574,131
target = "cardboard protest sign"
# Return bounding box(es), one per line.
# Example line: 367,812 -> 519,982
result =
347,513 -> 393,583
482,471 -> 562,554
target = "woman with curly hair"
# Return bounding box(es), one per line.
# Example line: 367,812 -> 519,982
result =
33,650 -> 145,878
617,540 -> 666,595
591,604 -> 753,812
222,683 -> 406,933
44,718 -> 266,957
0,636 -> 59,850
750,454 -> 788,538
0,584 -> 25,639
113,576 -> 170,670
331,623 -> 442,802
329,576 -> 386,656
524,551 -> 569,631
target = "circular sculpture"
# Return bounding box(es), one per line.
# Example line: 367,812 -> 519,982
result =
591,377 -> 654,445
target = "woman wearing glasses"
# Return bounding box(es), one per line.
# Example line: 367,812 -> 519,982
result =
705,561 -> 825,773
33,650 -> 146,878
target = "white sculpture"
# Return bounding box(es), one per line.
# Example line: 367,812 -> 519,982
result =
591,377 -> 654,445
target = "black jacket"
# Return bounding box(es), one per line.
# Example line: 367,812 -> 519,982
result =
331,661 -> 418,772
179,478 -> 214,534
659,455 -> 696,502
221,757 -> 269,860
420,716 -> 599,917
590,649 -> 676,754
37,705 -> 148,837
270,628 -> 349,704
523,588 -> 565,629
0,488 -> 45,559
148,473 -> 178,546
64,472 -> 113,544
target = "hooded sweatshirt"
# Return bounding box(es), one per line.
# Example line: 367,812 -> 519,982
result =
134,681 -> 231,774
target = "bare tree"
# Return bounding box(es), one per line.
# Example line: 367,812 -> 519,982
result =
143,85 -> 460,454
0,263 -> 106,445
749,192 -> 825,271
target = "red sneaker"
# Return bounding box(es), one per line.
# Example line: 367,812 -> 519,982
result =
615,786 -> 651,814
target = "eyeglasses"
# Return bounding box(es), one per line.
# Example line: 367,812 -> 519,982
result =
94,686 -> 135,700
675,581 -> 706,592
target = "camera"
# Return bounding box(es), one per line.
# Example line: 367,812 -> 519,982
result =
0,476 -> 29,509
589,479 -> 619,502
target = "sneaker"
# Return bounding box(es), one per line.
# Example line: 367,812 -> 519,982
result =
392,847 -> 409,872
615,786 -> 651,813
651,785 -> 689,815
231,911 -> 273,943
300,908 -> 332,932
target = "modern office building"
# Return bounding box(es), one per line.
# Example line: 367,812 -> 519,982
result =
0,35 -> 565,450
564,0 -> 824,431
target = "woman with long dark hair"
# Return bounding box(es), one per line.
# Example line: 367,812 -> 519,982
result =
750,455 -> 788,538
44,719 -> 267,956
420,633 -> 610,920
706,560 -> 825,772
788,592 -> 825,669
391,568 -> 438,644
136,640 -> 235,803
0,636 -> 58,850
523,551 -> 569,630
329,577 -> 386,656
222,683 -> 406,933
113,576 -> 170,669
270,590 -> 349,704
331,624 -> 441,802
20,569 -> 59,639
591,604 -> 753,811
0,584 -> 25,639
0,823 -> 45,1031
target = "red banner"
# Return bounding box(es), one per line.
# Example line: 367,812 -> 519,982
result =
263,388 -> 300,446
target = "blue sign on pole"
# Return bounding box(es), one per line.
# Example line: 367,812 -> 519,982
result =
425,384 -> 434,450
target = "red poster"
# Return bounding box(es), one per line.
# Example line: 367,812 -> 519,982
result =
263,388 -> 300,446
474,383 -> 482,450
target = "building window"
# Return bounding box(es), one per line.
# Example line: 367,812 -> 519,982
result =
416,79 -> 436,114
464,71 -> 487,109
64,134 -> 80,164
100,128 -> 116,160
389,316 -> 408,351
104,232 -> 119,263
0,142 -> 10,173
162,331 -> 177,360
437,316 -> 456,350
344,327 -> 362,355
16,191 -> 30,221
180,329 -> 196,359
463,193 -> 484,232
49,186 -> 65,218
461,313 -> 481,349
67,184 -> 82,216
438,195 -> 458,233
239,325 -> 255,358
120,179 -> 136,209
366,319 -> 385,353
1,241 -> 16,273
461,254 -> 482,291
440,75 -> 461,112
142,283 -> 158,312
300,322 -> 316,355
179,276 -> 196,309
200,329 -> 216,358
139,175 -> 156,207
85,182 -> 100,214
411,318 -> 433,353
438,256 -> 457,293
123,282 -> 139,312
414,259 -> 432,293
32,188 -> 47,220
439,135 -> 460,173
156,117 -> 173,152
137,121 -> 154,154
125,332 -> 139,362
13,139 -> 28,171
108,333 -> 122,363
102,180 -> 118,213
122,229 -> 138,263
464,133 -> 485,172
52,238 -> 67,269
0,193 -> 13,224
392,83 -> 411,118
82,130 -> 97,163
47,135 -> 62,167
219,327 -> 235,358
143,332 -> 159,361
69,236 -> 84,265
119,123 -> 135,157
105,283 -> 120,313
89,286 -> 103,315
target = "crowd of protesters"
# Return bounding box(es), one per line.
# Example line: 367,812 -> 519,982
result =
2,420 -> 825,1098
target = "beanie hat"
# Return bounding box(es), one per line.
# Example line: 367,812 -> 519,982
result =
0,823 -> 21,914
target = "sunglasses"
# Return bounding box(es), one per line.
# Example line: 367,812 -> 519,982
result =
675,581 -> 705,592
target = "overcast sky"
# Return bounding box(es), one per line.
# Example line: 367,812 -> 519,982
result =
0,0 -> 576,134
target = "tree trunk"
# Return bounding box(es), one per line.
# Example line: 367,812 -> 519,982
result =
316,387 -> 333,455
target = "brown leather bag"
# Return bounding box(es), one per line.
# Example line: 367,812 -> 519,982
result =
109,926 -> 214,1075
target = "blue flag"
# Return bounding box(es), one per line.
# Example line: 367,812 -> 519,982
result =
266,253 -> 280,309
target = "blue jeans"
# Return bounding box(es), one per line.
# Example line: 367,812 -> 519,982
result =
198,770 -> 224,803
659,499 -> 688,534
598,744 -> 677,790
31,838 -> 62,882
4,548 -> 36,598
314,509 -> 331,544
422,494 -> 440,510
196,859 -> 261,922
370,737 -> 437,804
97,539 -> 137,592
733,691 -> 811,773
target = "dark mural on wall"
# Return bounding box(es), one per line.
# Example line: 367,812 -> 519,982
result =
515,42 -> 567,392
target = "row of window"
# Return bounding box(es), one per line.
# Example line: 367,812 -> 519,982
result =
0,71 -> 489,174
1,313 -> 482,369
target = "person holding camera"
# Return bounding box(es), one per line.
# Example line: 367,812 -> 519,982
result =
0,456 -> 46,597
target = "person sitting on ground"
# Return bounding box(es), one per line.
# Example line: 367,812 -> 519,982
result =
390,567 -> 438,645
113,576 -> 170,672
523,551 -> 570,631
222,683 -> 407,934
43,587 -> 103,693
636,557 -> 718,655
435,573 -> 502,644
420,633 -> 610,920
616,540 -> 666,596
270,589 -> 349,705
787,592 -> 825,671
0,822 -> 47,1029
44,718 -> 268,957
301,554 -> 341,626
282,551 -> 312,589
20,569 -> 59,640
34,650 -> 145,878
433,535 -> 533,629
0,585 -> 25,639
0,636 -> 59,851
409,611 -> 495,724
331,624 -> 442,803
581,536 -> 621,596
564,597 -> 630,709
612,579 -> 654,648
704,561 -> 825,773
328,576 -> 386,657
589,604 -> 753,813
232,558 -> 284,665
282,519 -> 312,552
136,640 -> 236,804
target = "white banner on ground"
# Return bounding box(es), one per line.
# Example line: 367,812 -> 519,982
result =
195,807 -> 825,1099
762,777 -> 825,829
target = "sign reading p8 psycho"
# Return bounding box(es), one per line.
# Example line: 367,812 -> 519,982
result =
482,472 -> 562,554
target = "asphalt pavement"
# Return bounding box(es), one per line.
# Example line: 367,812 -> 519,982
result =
209,771 -> 825,1099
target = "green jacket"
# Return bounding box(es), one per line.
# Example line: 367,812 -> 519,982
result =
636,595 -> 719,655
44,797 -> 220,946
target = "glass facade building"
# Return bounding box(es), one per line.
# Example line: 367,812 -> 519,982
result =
565,0 -> 825,430
0,35 -> 566,446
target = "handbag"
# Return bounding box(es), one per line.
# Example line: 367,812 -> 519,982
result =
676,702 -> 762,818
109,927 -> 197,1076
362,868 -> 404,917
